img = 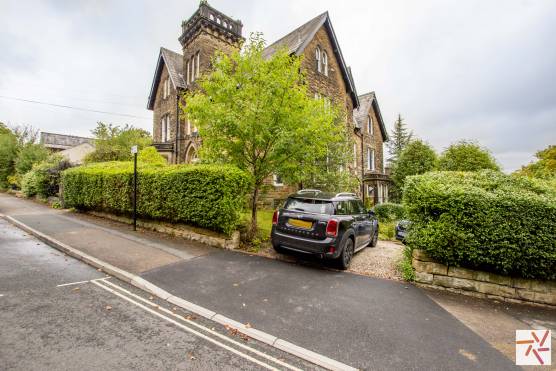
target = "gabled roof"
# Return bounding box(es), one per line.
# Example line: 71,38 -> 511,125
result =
354,92 -> 389,141
262,12 -> 359,108
147,47 -> 185,110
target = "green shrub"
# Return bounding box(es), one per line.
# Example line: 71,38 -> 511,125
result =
373,202 -> 406,223
404,170 -> 556,280
397,246 -> 415,281
62,162 -> 250,234
21,155 -> 72,198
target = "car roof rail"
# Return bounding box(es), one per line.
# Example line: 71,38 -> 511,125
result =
298,189 -> 321,194
335,192 -> 357,198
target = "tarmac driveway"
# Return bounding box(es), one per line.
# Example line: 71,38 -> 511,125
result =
142,250 -> 518,370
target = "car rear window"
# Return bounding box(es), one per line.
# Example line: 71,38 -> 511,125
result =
283,198 -> 334,215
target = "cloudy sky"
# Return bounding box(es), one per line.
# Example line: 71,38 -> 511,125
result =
1,0 -> 555,171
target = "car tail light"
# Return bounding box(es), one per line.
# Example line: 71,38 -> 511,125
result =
328,246 -> 335,254
326,219 -> 339,237
272,210 -> 279,225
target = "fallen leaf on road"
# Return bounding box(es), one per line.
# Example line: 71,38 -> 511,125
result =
242,303 -> 246,307
233,283 -> 239,287
263,299 -> 268,302
105,305 -> 112,311
185,315 -> 197,321
149,296 -> 154,300
172,307 -> 177,311
240,334 -> 249,342
245,323 -> 252,328
72,287 -> 80,292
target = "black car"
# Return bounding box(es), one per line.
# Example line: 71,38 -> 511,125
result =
270,189 -> 379,269
395,220 -> 410,243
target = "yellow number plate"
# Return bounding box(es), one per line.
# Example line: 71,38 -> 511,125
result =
288,218 -> 312,229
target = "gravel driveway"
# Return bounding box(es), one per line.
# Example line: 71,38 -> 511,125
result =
248,239 -> 405,280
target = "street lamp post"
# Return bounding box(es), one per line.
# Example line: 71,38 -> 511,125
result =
131,145 -> 138,231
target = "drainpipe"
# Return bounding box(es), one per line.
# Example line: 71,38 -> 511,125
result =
361,130 -> 366,204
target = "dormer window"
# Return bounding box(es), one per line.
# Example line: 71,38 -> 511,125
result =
322,51 -> 328,76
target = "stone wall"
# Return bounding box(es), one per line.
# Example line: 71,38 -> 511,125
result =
412,249 -> 556,307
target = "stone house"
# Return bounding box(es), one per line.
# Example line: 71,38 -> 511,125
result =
147,1 -> 390,205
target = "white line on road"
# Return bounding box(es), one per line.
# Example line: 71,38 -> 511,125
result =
56,277 -> 110,287
91,280 -> 284,371
98,278 -> 303,371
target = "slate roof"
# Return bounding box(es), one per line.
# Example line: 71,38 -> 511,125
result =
262,12 -> 359,108
353,92 -> 389,141
40,132 -> 94,150
147,47 -> 185,110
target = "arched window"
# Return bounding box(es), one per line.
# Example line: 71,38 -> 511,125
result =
322,51 -> 328,76
367,115 -> 373,134
315,47 -> 321,73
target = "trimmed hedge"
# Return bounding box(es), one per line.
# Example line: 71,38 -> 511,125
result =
403,170 -> 556,280
62,162 -> 251,234
373,202 -> 406,223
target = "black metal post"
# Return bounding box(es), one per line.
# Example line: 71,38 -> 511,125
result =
133,152 -> 137,231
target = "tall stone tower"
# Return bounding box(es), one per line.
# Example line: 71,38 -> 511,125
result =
179,1 -> 243,87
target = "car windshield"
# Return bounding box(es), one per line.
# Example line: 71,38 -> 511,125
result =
283,198 -> 334,215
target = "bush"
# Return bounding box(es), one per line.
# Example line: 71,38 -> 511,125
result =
373,202 -> 406,223
404,170 -> 556,280
21,155 -> 72,198
62,162 -> 250,234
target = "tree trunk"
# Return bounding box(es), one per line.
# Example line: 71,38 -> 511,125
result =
249,185 -> 260,239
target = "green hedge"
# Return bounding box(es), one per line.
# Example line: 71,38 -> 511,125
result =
62,162 -> 251,234
373,202 -> 406,223
403,171 -> 556,280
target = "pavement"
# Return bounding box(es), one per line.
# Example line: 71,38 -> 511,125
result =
0,192 -> 542,370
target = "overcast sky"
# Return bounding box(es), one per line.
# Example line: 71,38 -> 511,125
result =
1,0 -> 555,171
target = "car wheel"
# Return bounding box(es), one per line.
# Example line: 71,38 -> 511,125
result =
273,244 -> 285,254
337,236 -> 354,270
369,227 -> 379,247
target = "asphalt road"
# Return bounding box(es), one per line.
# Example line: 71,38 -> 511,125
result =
0,219 -> 318,371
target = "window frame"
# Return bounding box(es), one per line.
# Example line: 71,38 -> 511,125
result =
322,51 -> 328,76
272,174 -> 284,187
315,47 -> 321,73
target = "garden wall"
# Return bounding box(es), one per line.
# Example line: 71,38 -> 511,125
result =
412,249 -> 556,307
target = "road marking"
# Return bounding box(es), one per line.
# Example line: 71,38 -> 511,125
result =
91,280 -> 286,371
56,277 -> 109,287
98,278 -> 303,371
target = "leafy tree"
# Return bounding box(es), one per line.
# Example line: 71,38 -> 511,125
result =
386,114 -> 412,163
0,122 -> 11,135
184,33 -> 351,236
14,144 -> 49,177
0,132 -> 18,188
438,140 -> 500,172
515,145 -> 555,179
391,140 -> 437,193
85,122 -> 152,163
